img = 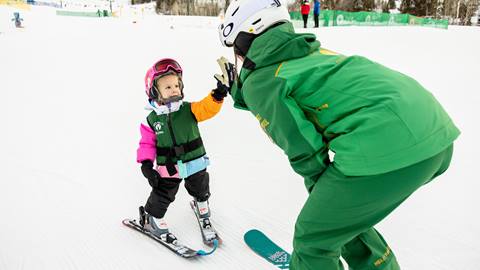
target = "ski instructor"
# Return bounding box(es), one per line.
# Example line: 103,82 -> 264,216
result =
215,0 -> 460,269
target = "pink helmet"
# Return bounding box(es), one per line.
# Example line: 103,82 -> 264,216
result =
144,58 -> 183,100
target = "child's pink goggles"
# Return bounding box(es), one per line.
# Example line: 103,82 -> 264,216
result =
153,58 -> 183,77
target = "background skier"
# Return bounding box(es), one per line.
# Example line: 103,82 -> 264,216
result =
301,0 -> 310,28
313,0 -> 321,27
11,12 -> 23,28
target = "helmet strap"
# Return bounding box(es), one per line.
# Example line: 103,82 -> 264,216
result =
234,54 -> 242,75
150,84 -> 159,100
157,95 -> 183,106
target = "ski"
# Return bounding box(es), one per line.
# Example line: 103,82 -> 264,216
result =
190,201 -> 222,246
244,229 -> 291,269
122,219 -> 217,258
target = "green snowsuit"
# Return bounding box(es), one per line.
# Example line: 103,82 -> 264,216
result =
230,22 -> 460,270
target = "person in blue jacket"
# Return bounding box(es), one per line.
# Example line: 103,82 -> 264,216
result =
313,0 -> 321,28
12,12 -> 23,28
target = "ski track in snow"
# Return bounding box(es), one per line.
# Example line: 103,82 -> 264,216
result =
1,4 -> 480,270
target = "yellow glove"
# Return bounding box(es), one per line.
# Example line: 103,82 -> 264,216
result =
214,56 -> 236,88
212,57 -> 236,101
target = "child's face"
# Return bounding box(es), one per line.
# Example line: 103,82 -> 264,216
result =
155,74 -> 182,100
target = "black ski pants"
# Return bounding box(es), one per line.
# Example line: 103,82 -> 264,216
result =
145,169 -> 210,218
302,14 -> 309,28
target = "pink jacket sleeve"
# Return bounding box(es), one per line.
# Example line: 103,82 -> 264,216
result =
136,123 -> 157,163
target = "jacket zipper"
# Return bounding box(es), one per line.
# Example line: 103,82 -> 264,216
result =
167,113 -> 178,146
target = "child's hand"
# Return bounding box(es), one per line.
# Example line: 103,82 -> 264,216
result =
141,160 -> 163,188
212,81 -> 229,102
212,57 -> 236,101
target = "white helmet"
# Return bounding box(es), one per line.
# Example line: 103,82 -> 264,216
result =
218,0 -> 291,48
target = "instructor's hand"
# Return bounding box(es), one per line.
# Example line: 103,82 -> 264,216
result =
212,57 -> 236,101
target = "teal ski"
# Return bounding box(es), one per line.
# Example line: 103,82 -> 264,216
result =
244,229 -> 291,269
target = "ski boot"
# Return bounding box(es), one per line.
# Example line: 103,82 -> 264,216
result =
191,200 -> 221,245
195,200 -> 211,219
138,206 -> 177,244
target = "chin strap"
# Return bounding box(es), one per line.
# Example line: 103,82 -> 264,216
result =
158,95 -> 183,105
151,100 -> 183,115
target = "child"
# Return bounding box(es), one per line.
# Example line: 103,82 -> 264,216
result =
136,58 -> 228,243
217,1 -> 460,269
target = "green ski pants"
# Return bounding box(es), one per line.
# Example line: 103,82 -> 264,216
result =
290,144 -> 454,270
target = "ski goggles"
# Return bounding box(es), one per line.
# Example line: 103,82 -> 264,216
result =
153,58 -> 183,77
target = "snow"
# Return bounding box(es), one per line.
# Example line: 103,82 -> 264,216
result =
1,5 -> 480,270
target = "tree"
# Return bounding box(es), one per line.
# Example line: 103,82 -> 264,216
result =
336,0 -> 357,11
353,0 -> 363,11
461,0 -> 480,25
155,0 -> 177,14
132,0 -> 152,4
324,0 -> 338,9
335,0 -> 375,11
363,0 -> 376,10
388,0 -> 396,9
382,0 -> 394,12
400,0 -> 416,15
435,0 -> 479,24
399,0 -> 438,16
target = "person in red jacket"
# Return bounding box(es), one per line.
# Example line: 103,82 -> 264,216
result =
301,0 -> 310,28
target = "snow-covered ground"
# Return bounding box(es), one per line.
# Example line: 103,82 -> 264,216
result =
1,5 -> 479,270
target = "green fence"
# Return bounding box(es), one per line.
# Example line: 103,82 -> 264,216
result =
56,10 -> 112,17
290,10 -> 448,29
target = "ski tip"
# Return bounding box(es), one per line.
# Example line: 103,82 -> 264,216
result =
244,229 -> 263,241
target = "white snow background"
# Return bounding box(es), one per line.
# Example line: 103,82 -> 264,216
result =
1,5 -> 479,270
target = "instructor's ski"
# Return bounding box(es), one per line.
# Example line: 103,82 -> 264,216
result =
244,229 -> 291,269
122,219 -> 217,258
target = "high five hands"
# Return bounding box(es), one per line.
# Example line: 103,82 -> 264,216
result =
212,57 -> 236,102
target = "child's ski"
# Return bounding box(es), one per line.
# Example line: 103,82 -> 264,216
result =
122,219 -> 217,258
190,201 -> 222,246
244,229 -> 291,269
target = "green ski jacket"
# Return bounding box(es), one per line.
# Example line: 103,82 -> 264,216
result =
231,22 -> 460,188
